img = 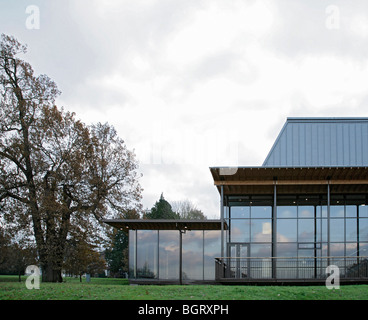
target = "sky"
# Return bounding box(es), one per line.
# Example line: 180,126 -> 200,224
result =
1,0 -> 368,218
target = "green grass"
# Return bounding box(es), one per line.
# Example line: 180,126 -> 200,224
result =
1,275 -> 368,300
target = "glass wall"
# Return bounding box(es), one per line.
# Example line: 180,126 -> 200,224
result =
359,205 -> 368,256
137,230 -> 158,278
128,194 -> 368,281
275,198 -> 366,259
182,231 -> 203,280
276,203 -> 315,278
227,194 -> 368,279
159,231 -> 179,280
129,229 -> 221,281
204,231 -> 221,280
228,197 -> 272,257
129,229 -> 136,278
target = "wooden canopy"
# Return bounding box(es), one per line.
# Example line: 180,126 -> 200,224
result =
103,219 -> 228,231
210,166 -> 368,195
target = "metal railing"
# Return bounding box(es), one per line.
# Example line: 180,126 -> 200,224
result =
215,256 -> 368,280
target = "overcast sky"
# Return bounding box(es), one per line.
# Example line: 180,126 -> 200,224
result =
1,0 -> 368,218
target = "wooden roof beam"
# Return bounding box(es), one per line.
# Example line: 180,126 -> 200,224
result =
214,179 -> 368,186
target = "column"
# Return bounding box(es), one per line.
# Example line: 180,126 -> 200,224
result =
220,185 -> 224,258
327,180 -> 331,265
272,181 -> 277,279
179,229 -> 183,285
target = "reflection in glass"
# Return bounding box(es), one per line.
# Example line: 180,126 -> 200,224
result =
298,206 -> 314,218
204,231 -> 221,280
330,219 -> 344,242
298,219 -> 314,242
231,206 -> 250,218
331,206 -> 344,218
159,231 -> 179,279
316,217 -> 327,242
277,219 -> 297,242
230,219 -> 250,242
360,205 -> 368,218
182,231 -> 203,280
128,196 -> 368,281
277,243 -> 297,257
129,230 -> 136,278
276,243 -> 297,278
251,219 -> 272,242
346,242 -> 357,257
298,249 -> 314,257
137,230 -> 158,278
346,205 -> 357,218
251,244 -> 271,257
317,206 -> 328,218
297,249 -> 315,279
277,206 -> 297,218
359,242 -> 368,256
346,219 -> 357,242
359,219 -> 368,241
251,206 -> 272,218
330,243 -> 345,257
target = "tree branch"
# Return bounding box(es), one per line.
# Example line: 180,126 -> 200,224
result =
0,150 -> 27,175
0,191 -> 28,204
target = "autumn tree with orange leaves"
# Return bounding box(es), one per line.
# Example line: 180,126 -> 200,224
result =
0,34 -> 142,282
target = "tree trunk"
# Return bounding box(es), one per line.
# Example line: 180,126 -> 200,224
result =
42,263 -> 63,283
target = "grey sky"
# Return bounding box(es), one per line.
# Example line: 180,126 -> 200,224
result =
1,1 -> 368,217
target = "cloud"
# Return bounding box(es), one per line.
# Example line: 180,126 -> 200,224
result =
3,0 -> 368,219
266,0 -> 368,60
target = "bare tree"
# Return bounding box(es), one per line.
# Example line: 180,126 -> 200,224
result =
171,199 -> 207,220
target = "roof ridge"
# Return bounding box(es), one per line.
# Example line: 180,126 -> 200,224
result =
287,117 -> 368,123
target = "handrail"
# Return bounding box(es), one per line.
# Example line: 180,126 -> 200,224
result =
214,256 -> 368,280
215,256 -> 368,260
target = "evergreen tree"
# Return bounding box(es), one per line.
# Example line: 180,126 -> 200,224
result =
145,193 -> 179,219
105,230 -> 129,277
105,209 -> 139,277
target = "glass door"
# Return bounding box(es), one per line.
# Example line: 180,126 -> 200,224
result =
228,243 -> 250,278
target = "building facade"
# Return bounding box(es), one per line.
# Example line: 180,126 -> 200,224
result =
105,117 -> 368,283
104,219 -> 223,283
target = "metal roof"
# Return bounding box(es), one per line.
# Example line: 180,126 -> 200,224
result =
103,219 -> 227,230
263,117 -> 368,167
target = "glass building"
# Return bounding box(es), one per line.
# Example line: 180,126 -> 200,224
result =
105,118 -> 368,284
212,168 -> 368,282
104,219 -> 224,283
132,228 -> 222,281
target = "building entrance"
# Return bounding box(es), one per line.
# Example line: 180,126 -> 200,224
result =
228,243 -> 250,278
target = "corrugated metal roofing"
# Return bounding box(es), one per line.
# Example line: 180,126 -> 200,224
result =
263,117 -> 368,167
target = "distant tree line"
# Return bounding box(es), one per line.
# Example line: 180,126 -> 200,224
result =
144,193 -> 206,220
0,229 -> 37,280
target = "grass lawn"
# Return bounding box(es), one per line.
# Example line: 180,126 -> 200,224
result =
1,275 -> 368,300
